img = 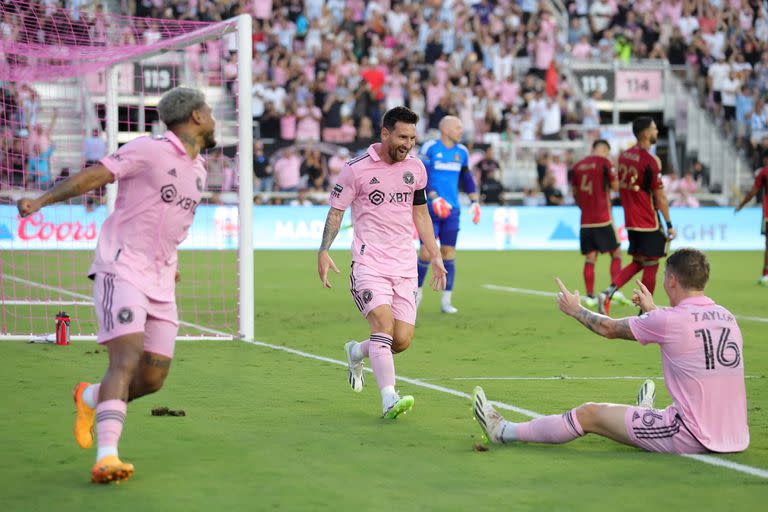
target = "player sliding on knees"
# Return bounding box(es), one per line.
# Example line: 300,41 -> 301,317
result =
571,139 -> 629,309
473,248 -> 749,455
416,115 -> 481,314
17,87 -> 217,483
317,107 -> 447,419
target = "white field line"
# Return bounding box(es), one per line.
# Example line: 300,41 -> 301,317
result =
5,274 -> 768,479
2,274 -> 234,338
241,338 -> 768,481
482,284 -> 768,324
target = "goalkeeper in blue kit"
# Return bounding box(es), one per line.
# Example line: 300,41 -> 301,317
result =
416,116 -> 480,313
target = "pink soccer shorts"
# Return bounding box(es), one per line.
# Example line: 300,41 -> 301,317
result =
92,273 -> 179,358
349,263 -> 417,325
625,404 -> 708,454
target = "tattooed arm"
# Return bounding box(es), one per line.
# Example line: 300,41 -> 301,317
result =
555,278 -> 637,340
17,164 -> 115,218
319,207 -> 344,252
572,309 -> 636,340
317,207 -> 344,288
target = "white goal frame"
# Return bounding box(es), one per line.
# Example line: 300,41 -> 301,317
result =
2,15 -> 254,342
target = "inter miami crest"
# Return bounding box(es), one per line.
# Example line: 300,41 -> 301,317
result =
161,184 -> 177,203
403,171 -> 414,185
368,190 -> 385,206
362,290 -> 373,304
117,307 -> 134,325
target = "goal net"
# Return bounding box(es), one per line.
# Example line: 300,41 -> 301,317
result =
0,1 -> 253,341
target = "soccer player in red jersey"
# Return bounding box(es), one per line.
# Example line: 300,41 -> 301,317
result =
599,117 -> 676,314
735,160 -> 768,286
571,139 -> 625,308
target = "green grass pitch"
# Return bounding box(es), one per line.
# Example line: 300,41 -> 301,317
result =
1,250 -> 766,511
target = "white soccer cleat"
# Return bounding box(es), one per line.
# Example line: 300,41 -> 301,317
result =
583,296 -> 598,309
415,288 -> 423,308
637,379 -> 656,409
344,341 -> 364,392
472,386 -> 506,444
441,303 -> 458,314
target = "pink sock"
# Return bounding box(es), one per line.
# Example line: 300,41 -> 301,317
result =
359,340 -> 370,358
95,399 -> 127,452
514,410 -> 585,444
368,333 -> 395,390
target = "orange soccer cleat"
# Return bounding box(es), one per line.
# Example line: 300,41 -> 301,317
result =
91,455 -> 134,484
72,382 -> 95,449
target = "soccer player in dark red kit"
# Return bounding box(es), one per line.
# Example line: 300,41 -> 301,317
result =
571,139 -> 628,308
599,117 -> 676,314
735,160 -> 768,286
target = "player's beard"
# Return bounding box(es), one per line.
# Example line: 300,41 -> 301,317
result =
649,135 -> 657,145
203,129 -> 217,150
389,144 -> 409,162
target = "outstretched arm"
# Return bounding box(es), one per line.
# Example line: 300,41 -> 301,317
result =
317,207 -> 344,288
17,163 -> 114,217
555,278 -> 637,340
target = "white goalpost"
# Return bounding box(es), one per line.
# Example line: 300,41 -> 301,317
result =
0,8 -> 253,342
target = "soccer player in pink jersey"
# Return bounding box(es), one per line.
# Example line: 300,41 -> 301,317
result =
317,107 -> 447,419
473,248 -> 749,454
17,87 -> 216,483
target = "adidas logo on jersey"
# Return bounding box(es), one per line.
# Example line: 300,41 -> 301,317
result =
168,168 -> 177,177
436,153 -> 443,158
369,177 -> 380,184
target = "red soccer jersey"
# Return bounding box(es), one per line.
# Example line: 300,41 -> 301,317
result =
571,155 -> 616,226
618,146 -> 663,231
754,167 -> 768,219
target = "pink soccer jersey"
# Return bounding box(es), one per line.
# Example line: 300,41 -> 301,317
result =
628,296 -> 749,452
89,131 -> 207,302
329,143 -> 427,278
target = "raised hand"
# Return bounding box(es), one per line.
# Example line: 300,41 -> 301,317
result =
555,277 -> 582,317
632,280 -> 657,313
17,198 -> 41,218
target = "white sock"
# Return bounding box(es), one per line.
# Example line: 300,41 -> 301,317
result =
350,342 -> 363,361
96,446 -> 118,461
500,421 -> 518,442
442,290 -> 452,305
82,384 -> 98,409
380,385 -> 398,409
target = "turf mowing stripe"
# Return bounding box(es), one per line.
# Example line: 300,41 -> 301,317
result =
482,284 -> 768,324
241,338 -> 768,481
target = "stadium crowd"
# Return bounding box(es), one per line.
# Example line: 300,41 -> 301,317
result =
1,0 -> 767,204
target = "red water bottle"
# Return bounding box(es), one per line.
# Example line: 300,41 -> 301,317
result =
55,311 -> 71,345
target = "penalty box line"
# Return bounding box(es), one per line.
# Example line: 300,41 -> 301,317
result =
241,337 -> 768,481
